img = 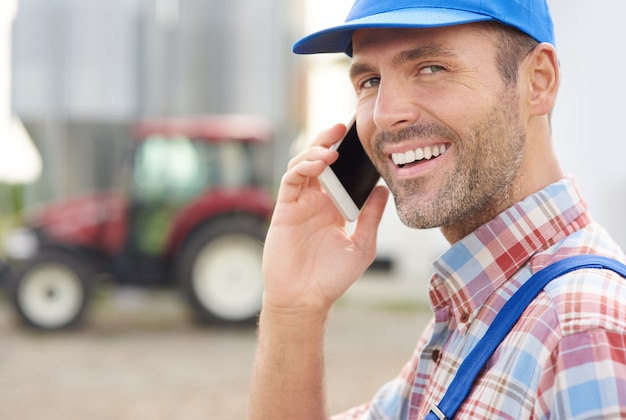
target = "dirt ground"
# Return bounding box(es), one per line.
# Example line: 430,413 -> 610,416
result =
0,278 -> 431,420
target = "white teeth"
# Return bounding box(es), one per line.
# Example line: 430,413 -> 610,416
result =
395,152 -> 406,165
391,144 -> 448,166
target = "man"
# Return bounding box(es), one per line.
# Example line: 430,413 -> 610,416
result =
249,0 -> 626,419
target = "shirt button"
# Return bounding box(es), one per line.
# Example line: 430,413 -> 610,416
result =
431,349 -> 441,363
460,312 -> 470,323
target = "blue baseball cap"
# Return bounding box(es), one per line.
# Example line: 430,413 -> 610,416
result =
293,0 -> 555,55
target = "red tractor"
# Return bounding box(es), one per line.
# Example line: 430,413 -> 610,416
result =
3,115 -> 274,330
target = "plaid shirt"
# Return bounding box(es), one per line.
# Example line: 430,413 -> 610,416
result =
334,178 -> 626,419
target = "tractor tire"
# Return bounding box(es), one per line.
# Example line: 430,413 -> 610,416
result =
177,214 -> 266,324
10,249 -> 93,330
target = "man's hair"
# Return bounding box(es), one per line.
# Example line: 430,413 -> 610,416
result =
479,21 -> 540,86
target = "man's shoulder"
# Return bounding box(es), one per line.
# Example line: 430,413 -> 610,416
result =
539,265 -> 626,335
528,217 -> 626,333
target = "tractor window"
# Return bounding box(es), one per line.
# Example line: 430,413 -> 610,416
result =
133,135 -> 207,203
132,135 -> 267,203
206,141 -> 251,188
193,140 -> 267,188
130,135 -> 208,256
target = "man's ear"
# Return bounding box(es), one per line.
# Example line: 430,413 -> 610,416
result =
525,43 -> 560,116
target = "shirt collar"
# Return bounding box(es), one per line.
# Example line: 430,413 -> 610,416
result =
428,177 -> 590,328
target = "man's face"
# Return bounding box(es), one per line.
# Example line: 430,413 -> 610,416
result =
350,24 -> 527,241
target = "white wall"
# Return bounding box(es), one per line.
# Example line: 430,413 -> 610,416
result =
549,0 -> 626,248
0,0 -> 41,184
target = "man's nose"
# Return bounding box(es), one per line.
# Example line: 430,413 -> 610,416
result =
373,79 -> 420,133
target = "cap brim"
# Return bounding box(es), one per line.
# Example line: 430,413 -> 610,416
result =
293,8 -> 494,55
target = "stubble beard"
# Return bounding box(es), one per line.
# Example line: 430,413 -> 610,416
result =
377,91 -> 525,234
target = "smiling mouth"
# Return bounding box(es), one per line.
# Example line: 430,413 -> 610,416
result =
391,144 -> 448,168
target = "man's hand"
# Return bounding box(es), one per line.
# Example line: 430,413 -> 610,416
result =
248,123 -> 389,420
261,123 -> 389,316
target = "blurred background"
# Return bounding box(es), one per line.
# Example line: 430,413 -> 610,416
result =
1,0 -> 299,202
0,0 -> 625,419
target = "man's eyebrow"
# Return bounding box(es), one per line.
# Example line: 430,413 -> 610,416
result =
349,62 -> 375,81
349,45 -> 456,80
392,45 -> 456,66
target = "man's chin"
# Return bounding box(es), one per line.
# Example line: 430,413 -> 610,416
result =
394,201 -> 442,231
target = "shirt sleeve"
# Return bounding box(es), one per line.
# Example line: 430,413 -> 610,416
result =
536,328 -> 626,419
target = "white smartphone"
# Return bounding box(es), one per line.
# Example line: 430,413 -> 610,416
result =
318,117 -> 381,221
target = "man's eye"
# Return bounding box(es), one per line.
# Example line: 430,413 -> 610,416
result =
420,65 -> 445,75
362,77 -> 380,89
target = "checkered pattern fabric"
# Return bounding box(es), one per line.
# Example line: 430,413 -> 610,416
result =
334,177 -> 626,419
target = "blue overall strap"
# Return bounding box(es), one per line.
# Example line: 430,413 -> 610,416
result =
425,254 -> 626,420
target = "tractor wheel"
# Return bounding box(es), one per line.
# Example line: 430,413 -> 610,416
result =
177,215 -> 266,324
10,249 -> 93,330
